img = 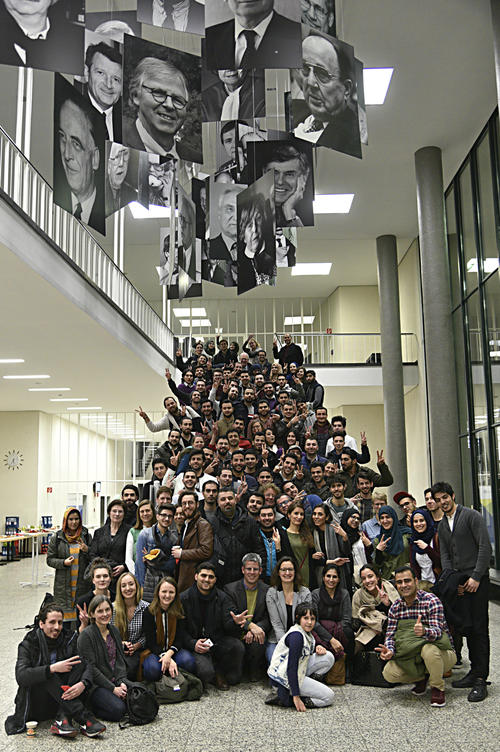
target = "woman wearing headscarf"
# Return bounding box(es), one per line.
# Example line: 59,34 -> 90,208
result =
372,506 -> 411,581
310,503 -> 351,589
409,508 -> 441,590
311,563 -> 353,674
47,508 -> 92,626
340,508 -> 373,590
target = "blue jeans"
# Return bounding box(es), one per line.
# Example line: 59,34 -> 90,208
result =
142,649 -> 196,682
266,642 -> 276,665
90,688 -> 126,721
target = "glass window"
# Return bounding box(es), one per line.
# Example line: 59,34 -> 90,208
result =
474,429 -> 495,548
459,163 -> 479,294
476,133 -> 500,279
453,309 -> 470,433
484,271 -> 500,423
446,187 -> 461,307
459,435 -> 474,508
466,291 -> 487,429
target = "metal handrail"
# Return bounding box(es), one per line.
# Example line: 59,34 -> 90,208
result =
0,124 -> 174,360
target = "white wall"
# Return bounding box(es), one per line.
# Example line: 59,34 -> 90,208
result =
0,412 -> 40,527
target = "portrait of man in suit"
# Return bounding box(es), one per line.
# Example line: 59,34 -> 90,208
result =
301,0 -> 336,36
205,0 -> 302,71
53,75 -> 106,236
123,39 -> 203,163
104,142 -> 138,218
293,32 -> 362,159
138,0 -> 205,36
178,189 -> 197,282
205,183 -> 244,287
82,41 -> 123,143
0,0 -> 84,74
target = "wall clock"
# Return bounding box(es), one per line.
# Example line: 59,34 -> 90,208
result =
4,450 -> 24,471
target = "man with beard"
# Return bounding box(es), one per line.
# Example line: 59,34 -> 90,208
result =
257,505 -> 286,582
136,396 -> 198,433
121,484 -> 140,526
135,503 -> 176,601
325,477 -> 357,525
172,490 -> 214,592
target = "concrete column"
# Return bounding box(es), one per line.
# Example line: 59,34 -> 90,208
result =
490,0 -> 500,113
376,235 -> 408,496
414,147 -> 461,490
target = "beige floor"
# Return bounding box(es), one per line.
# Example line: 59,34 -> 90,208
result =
0,557 -> 499,752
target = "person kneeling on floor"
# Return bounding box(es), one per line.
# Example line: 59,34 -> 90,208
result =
5,602 -> 105,737
267,603 -> 334,710
375,565 -> 456,707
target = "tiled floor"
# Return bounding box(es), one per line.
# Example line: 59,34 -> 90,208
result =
1,558 -> 498,751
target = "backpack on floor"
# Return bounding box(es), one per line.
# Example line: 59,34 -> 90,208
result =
350,650 -> 393,688
119,682 -> 159,728
153,669 -> 203,703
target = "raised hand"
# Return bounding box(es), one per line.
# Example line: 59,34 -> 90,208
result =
414,614 -> 425,637
135,406 -> 148,421
230,609 -> 252,627
165,368 -> 171,381
376,449 -> 385,464
376,533 -> 390,551
360,431 -> 367,445
374,644 -> 393,661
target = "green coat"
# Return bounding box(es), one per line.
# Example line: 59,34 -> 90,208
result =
393,619 -> 453,679
46,528 -> 92,612
373,533 -> 410,581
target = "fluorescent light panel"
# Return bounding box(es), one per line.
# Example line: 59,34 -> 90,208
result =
173,308 -> 207,317
467,258 -> 499,273
67,406 -> 102,410
363,68 -> 394,105
291,263 -> 332,276
0,358 -> 24,364
284,316 -> 315,326
180,319 -> 212,327
50,398 -> 88,402
313,194 -> 354,214
29,387 -> 71,392
3,374 -> 50,379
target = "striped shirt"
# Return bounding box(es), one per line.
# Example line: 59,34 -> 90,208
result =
112,600 -> 149,647
384,590 -> 453,655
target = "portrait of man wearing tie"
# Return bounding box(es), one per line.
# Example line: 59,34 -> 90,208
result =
205,0 -> 302,72
104,142 -> 138,218
53,75 -> 106,236
177,188 -> 202,299
138,0 -> 205,36
81,41 -> 123,144
293,31 -> 362,159
205,183 -> 244,287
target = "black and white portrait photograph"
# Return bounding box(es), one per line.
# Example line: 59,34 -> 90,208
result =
75,32 -> 123,143
122,35 -> 203,163
192,176 -> 208,240
137,0 -> 204,36
247,137 -> 314,227
201,39 -> 266,122
138,152 -> 177,208
0,0 -> 84,74
292,30 -> 361,158
237,170 -> 276,295
205,0 -> 302,71
157,227 -> 179,298
53,73 -> 106,236
104,142 -> 138,218
218,118 -> 268,184
86,10 -> 141,41
275,226 -> 297,267
301,0 -> 336,37
177,185 -> 199,281
355,57 -> 368,146
205,181 -> 245,286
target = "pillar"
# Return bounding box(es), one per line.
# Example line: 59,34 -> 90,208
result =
490,0 -> 500,113
376,235 -> 408,495
414,147 -> 461,490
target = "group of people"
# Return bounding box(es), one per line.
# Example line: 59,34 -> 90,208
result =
5,334 -> 493,736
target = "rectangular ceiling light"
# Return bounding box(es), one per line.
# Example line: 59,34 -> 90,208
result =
313,194 -> 354,213
29,387 -> 71,392
291,263 -> 332,276
173,308 -> 207,317
128,202 -> 172,219
3,374 -> 50,379
179,319 -> 212,327
0,358 -> 25,364
363,68 -> 394,105
67,406 -> 102,410
284,316 -> 315,326
50,398 -> 89,402
467,258 -> 499,273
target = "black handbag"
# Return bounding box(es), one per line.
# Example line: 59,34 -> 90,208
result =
351,650 -> 393,688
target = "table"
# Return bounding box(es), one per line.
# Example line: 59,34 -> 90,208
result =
0,529 -> 55,587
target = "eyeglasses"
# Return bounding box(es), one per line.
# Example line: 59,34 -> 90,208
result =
142,84 -> 187,110
301,62 -> 339,86
157,512 -> 173,519
301,0 -> 329,18
280,568 -> 295,573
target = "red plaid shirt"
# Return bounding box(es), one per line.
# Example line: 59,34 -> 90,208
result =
384,590 -> 453,655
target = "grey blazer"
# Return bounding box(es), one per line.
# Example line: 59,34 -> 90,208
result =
265,586 -> 311,644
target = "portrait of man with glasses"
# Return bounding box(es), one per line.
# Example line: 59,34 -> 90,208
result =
301,0 -> 336,36
292,30 -> 361,159
122,36 -> 202,163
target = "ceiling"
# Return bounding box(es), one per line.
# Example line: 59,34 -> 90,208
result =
0,0 -> 498,412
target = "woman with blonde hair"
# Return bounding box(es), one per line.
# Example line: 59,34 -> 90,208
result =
112,572 -> 148,679
125,499 -> 156,575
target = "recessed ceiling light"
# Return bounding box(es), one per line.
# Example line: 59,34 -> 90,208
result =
180,319 -> 212,327
0,358 -> 25,364
50,398 -> 89,402
3,374 -> 50,379
67,406 -> 102,410
363,68 -> 394,105
128,202 -> 173,219
313,194 -> 354,213
29,387 -> 71,392
291,263 -> 332,276
284,316 -> 315,325
173,308 -> 207,317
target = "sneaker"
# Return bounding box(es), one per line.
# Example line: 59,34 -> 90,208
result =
50,716 -> 78,737
301,697 -> 316,709
452,672 -> 475,689
80,717 -> 106,737
411,677 -> 428,696
264,689 -> 281,706
467,679 -> 488,703
430,688 -> 446,707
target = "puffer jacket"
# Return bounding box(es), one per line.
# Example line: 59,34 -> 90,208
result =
46,528 -> 92,612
